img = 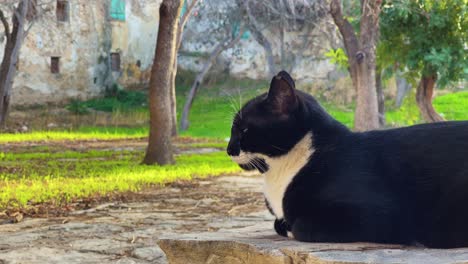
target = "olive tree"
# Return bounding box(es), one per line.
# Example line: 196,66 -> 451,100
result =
143,0 -> 183,165
330,0 -> 383,131
380,0 -> 467,122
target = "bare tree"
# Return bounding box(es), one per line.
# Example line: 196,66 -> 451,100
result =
143,0 -> 183,165
180,24 -> 245,131
0,0 -> 46,126
330,0 -> 382,131
241,0 -> 328,76
168,0 -> 199,136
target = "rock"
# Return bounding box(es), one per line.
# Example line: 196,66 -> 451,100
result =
158,225 -> 468,264
132,247 -> 166,262
70,238 -> 132,255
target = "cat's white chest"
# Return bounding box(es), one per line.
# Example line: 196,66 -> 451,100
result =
263,133 -> 314,219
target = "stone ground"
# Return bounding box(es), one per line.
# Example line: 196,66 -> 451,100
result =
0,173 -> 270,264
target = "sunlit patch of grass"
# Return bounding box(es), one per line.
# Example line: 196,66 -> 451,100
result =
0,150 -> 240,210
320,102 -> 355,128
434,91 -> 468,121
386,90 -> 422,127
0,127 -> 148,143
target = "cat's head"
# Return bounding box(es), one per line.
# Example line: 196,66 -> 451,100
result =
226,71 -> 310,173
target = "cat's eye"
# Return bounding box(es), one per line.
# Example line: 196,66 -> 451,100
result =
242,128 -> 249,133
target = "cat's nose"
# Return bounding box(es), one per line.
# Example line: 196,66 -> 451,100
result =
227,140 -> 240,156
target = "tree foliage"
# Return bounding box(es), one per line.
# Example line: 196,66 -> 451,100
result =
379,0 -> 467,87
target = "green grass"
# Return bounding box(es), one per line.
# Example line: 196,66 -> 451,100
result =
2,89 -> 467,143
176,87 -> 467,138
67,87 -> 147,114
176,78 -> 267,138
434,91 -> 468,121
0,150 -> 240,209
0,127 -> 148,143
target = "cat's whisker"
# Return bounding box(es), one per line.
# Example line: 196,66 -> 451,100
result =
253,160 -> 263,171
270,144 -> 287,151
251,158 -> 267,172
225,92 -> 241,114
221,114 -> 237,124
237,88 -> 243,119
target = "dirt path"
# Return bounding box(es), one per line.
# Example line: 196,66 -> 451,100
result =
0,173 -> 272,264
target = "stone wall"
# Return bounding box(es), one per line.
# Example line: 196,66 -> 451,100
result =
0,0 -> 161,106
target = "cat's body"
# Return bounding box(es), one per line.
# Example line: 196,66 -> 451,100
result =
227,71 -> 468,248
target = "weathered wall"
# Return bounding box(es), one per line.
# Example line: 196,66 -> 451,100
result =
112,0 -> 160,87
0,0 -> 161,106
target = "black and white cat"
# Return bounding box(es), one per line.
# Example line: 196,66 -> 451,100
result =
227,70 -> 468,248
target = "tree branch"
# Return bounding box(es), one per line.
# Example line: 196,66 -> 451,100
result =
180,23 -> 245,131
244,0 -> 276,76
0,9 -> 11,40
176,0 -> 199,51
329,0 -> 359,63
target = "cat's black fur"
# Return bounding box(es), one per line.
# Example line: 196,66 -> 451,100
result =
227,71 -> 468,248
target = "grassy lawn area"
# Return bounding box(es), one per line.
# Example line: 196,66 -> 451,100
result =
0,150 -> 239,210
0,79 -> 466,212
2,86 -> 466,142
434,91 -> 468,120
176,87 -> 468,138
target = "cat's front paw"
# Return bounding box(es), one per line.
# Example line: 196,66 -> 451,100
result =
274,218 -> 290,237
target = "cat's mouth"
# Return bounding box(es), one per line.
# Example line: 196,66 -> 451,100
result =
230,153 -> 269,173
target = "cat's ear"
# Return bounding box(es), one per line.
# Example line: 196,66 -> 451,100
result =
267,71 -> 297,114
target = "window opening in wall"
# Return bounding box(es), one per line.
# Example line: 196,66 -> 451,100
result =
56,0 -> 70,22
109,0 -> 126,21
111,53 -> 121,72
51,57 -> 60,74
136,60 -> 141,68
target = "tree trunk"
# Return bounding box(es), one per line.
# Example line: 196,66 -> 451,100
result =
0,1 -> 28,126
169,59 -> 178,137
416,74 -> 444,123
180,26 -> 245,131
330,0 -> 381,131
168,0 -> 199,137
376,67 -> 385,127
143,0 -> 183,165
395,73 -> 411,107
353,60 -> 379,131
